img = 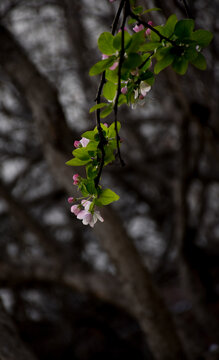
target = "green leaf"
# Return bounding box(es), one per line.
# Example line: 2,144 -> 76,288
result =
132,6 -> 143,15
139,41 -> 160,52
100,104 -> 113,118
85,180 -> 97,195
174,19 -> 195,39
190,52 -> 207,70
98,32 -> 115,55
108,121 -> 121,138
154,53 -> 175,74
123,53 -> 142,70
89,103 -> 107,113
191,30 -> 213,48
139,55 -> 151,71
104,145 -> 115,165
128,18 -> 137,25
172,57 -> 188,75
89,57 -> 116,76
118,94 -> 127,106
103,81 -> 117,101
86,165 -> 98,179
73,148 -> 90,160
165,14 -> 178,36
81,131 -> 96,140
66,158 -> 90,166
95,188 -> 120,206
142,7 -> 161,14
86,141 -> 99,151
126,31 -> 145,53
105,68 -> 118,83
140,70 -> 154,85
113,31 -> 132,51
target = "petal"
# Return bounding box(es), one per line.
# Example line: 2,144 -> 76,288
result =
95,211 -> 104,222
77,210 -> 88,219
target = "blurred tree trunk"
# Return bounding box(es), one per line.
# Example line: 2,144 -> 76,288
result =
0,23 -> 188,360
0,300 -> 37,360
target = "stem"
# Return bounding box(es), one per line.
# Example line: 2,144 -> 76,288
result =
113,1 -> 127,167
94,0 -> 126,188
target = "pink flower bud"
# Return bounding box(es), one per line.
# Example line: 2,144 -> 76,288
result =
118,26 -> 128,32
121,86 -> 128,94
74,140 -> 80,148
109,61 -> 119,71
146,21 -> 153,36
68,197 -> 75,203
71,205 -> 81,216
103,123 -> 108,127
133,24 -> 144,33
73,174 -> 80,185
102,54 -> 109,60
139,94 -> 145,100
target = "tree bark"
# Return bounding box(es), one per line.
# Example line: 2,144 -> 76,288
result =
0,23 -> 188,360
0,300 -> 37,360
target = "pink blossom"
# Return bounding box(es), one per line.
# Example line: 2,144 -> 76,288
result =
118,26 -> 128,32
133,24 -> 144,33
146,21 -> 153,36
73,174 -> 80,185
109,0 -> 116,2
80,137 -> 90,147
109,61 -> 119,71
103,123 -> 108,127
140,81 -> 151,97
121,86 -> 127,94
68,197 -> 75,203
102,54 -> 109,60
81,199 -> 92,210
71,205 -> 81,216
77,209 -> 104,227
74,140 -> 80,148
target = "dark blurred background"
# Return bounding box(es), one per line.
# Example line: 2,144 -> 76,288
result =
0,0 -> 218,359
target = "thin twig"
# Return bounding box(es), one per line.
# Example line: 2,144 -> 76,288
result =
94,0 -> 126,187
113,1 -> 127,167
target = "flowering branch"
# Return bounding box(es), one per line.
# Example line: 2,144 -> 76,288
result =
66,0 -> 213,227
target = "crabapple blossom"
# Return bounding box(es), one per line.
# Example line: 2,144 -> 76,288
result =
73,174 -> 80,185
109,61 -> 119,71
103,123 -> 108,127
77,209 -> 104,227
121,86 -> 128,94
74,140 -> 80,148
77,200 -> 104,227
71,204 -> 81,216
133,24 -> 144,33
68,197 -> 75,203
102,54 -> 109,60
140,81 -> 151,97
80,137 -> 90,147
146,21 -> 153,36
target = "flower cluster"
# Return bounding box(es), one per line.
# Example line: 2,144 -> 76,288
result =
71,200 -> 104,228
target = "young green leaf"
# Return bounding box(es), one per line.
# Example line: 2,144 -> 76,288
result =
103,81 -> 117,101
191,30 -> 213,48
66,158 -> 90,166
89,57 -> 116,76
139,41 -> 160,52
89,103 -> 107,113
142,7 -> 161,14
100,104 -> 113,118
190,53 -> 207,70
172,57 -> 189,75
98,32 -> 115,55
73,148 -> 90,160
123,53 -> 142,70
154,53 -> 175,74
113,31 -> 132,51
164,14 -> 178,36
95,188 -> 120,206
174,19 -> 195,39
